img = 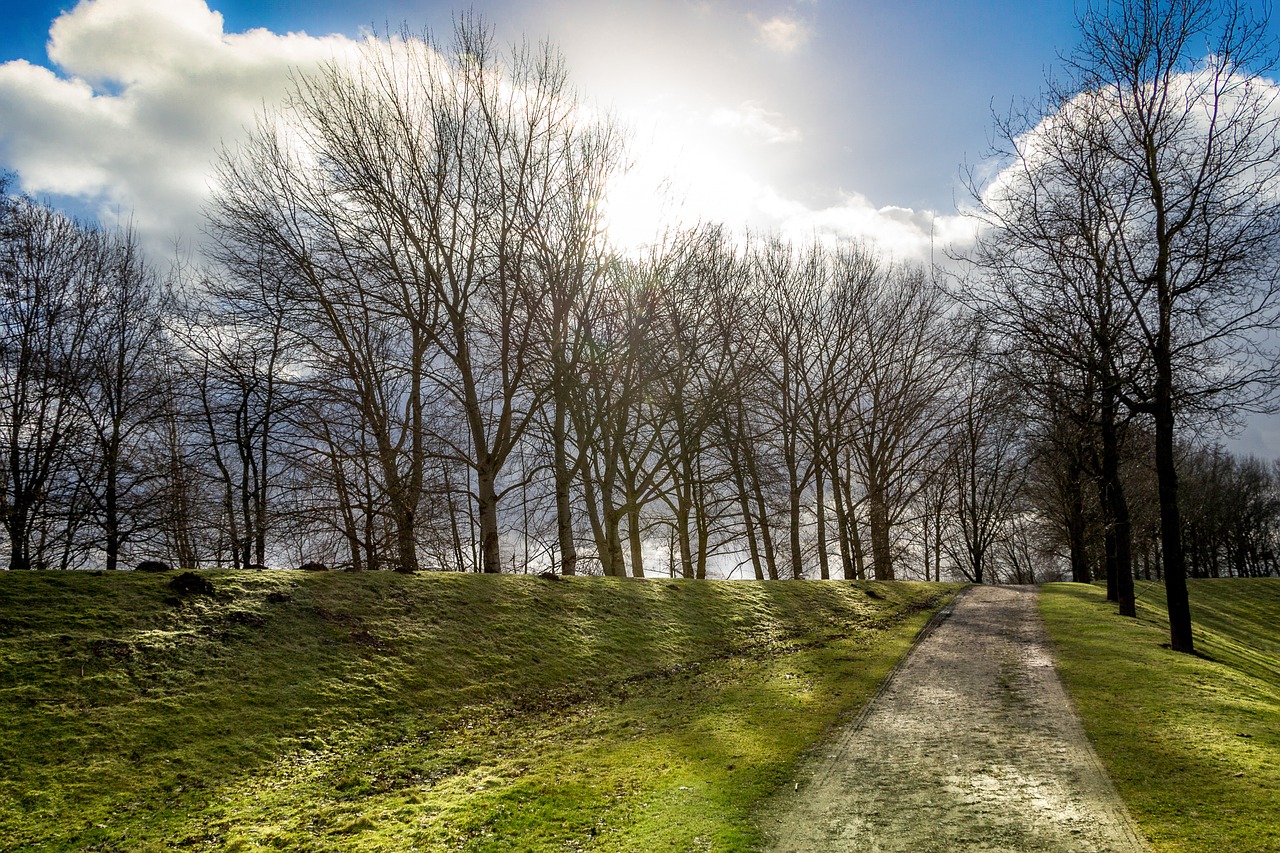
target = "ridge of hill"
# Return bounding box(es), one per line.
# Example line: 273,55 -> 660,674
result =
0,570 -> 955,851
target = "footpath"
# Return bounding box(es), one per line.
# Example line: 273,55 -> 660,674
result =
761,584 -> 1151,853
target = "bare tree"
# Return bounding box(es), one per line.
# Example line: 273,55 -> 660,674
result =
208,20 -> 622,573
945,332 -> 1027,583
819,244 -> 885,580
965,114 -> 1146,613
648,229 -> 743,579
714,276 -> 782,580
0,184 -> 97,570
524,98 -> 623,576
564,259 -> 646,576
73,226 -> 173,570
754,239 -> 826,580
971,0 -> 1280,650
844,264 -> 957,580
154,364 -> 209,570
174,262 -> 293,570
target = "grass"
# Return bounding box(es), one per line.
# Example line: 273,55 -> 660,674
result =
0,570 -> 957,851
1041,577 -> 1280,853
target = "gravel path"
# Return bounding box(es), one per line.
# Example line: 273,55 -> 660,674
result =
760,584 -> 1150,853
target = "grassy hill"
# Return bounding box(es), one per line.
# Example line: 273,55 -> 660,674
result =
1042,577 -> 1280,853
0,570 -> 955,852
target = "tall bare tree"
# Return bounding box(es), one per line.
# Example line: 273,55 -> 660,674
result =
754,239 -> 826,580
844,264 -> 957,580
209,20 -> 622,574
972,0 -> 1280,650
74,226 -> 172,570
174,262 -> 293,570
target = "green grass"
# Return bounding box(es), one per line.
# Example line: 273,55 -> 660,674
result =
0,571 -> 956,851
1041,578 -> 1280,853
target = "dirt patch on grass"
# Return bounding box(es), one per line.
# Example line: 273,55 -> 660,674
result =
760,585 -> 1150,853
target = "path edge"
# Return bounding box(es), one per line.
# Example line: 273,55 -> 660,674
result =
1035,586 -> 1155,852
843,584 -> 971,734
782,584 -> 973,795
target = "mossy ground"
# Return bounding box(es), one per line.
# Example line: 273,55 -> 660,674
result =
0,571 -> 955,851
1041,578 -> 1280,853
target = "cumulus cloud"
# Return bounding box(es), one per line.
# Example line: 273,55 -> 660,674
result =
710,101 -> 802,144
606,105 -> 972,262
0,0 -> 964,266
751,14 -> 809,54
0,0 -> 358,250
47,0 -> 227,84
762,191 -> 976,261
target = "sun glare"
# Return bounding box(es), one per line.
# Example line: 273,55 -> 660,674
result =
601,108 -> 771,253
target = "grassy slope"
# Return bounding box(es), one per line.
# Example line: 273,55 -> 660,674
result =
0,571 -> 956,852
1041,578 -> 1280,853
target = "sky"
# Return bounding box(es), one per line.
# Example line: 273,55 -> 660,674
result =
0,0 -> 1084,255
0,0 -> 1278,455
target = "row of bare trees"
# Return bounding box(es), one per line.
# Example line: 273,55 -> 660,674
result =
1180,445 -> 1280,578
11,159 -> 1278,589
3,7 -> 1279,649
192,23 -> 1023,582
18,159 -> 1273,589
0,175 -> 173,572
1,164 -> 1031,583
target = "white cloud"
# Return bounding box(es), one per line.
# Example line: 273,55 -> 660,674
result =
751,14 -> 809,54
0,0 -> 358,251
0,0 -> 965,266
761,190 -> 976,262
605,102 -> 972,262
710,101 -> 801,144
47,0 -> 226,84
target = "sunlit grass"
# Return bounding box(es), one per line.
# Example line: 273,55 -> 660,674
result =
1041,578 -> 1280,853
0,571 -> 955,851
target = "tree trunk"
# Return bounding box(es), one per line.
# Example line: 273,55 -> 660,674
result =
849,506 -> 867,581
552,394 -> 578,575
789,486 -> 804,580
749,470 -> 780,580
729,437 -> 765,580
104,452 -> 120,572
841,453 -> 867,580
1152,245 -> 1193,650
814,459 -> 830,580
8,502 -> 31,570
831,458 -> 855,580
393,501 -> 418,574
1154,395 -> 1194,651
868,486 -> 894,580
677,501 -> 694,579
1099,475 -> 1119,603
1066,459 -> 1091,583
628,500 -> 645,578
239,448 -> 254,570
579,462 -> 611,575
694,483 -> 711,580
1099,394 -> 1136,617
604,502 -> 626,577
476,465 -> 500,574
